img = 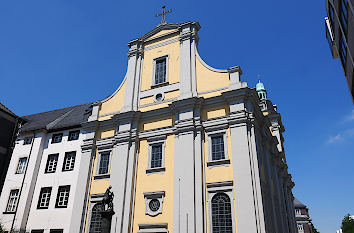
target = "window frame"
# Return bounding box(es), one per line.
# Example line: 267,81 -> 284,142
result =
68,130 -> 80,141
147,137 -> 166,174
5,189 -> 20,213
51,133 -> 63,144
206,130 -> 230,167
37,187 -> 52,209
88,203 -> 104,233
55,185 -> 70,208
206,181 -> 236,233
152,55 -> 169,87
45,154 -> 59,173
96,151 -> 111,177
16,157 -> 28,174
340,33 -> 348,69
295,208 -> 301,215
62,151 -> 76,172
297,223 -> 304,232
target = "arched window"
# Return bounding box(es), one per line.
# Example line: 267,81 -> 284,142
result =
89,203 -> 104,233
211,193 -> 233,233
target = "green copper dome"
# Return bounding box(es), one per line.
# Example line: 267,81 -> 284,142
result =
256,80 -> 265,91
256,80 -> 267,101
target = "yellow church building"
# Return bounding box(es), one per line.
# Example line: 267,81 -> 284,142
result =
82,20 -> 297,233
0,17 -> 297,233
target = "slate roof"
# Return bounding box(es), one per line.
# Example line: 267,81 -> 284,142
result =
293,198 -> 307,208
19,103 -> 92,133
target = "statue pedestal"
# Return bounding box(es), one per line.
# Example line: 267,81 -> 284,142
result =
101,210 -> 115,233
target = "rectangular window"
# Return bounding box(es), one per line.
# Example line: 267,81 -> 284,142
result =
98,153 -> 110,175
23,137 -> 33,145
211,135 -> 225,160
45,154 -> 59,173
62,151 -> 76,171
295,209 -> 301,215
31,230 -> 44,233
16,157 -> 28,174
340,0 -> 348,33
340,34 -> 348,68
297,223 -> 304,232
68,130 -> 80,141
37,187 -> 52,209
329,3 -> 335,26
154,58 -> 167,85
151,144 -> 163,168
51,133 -> 63,144
55,185 -> 70,208
6,189 -> 19,212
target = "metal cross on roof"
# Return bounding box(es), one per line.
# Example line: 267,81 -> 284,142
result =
156,6 -> 172,24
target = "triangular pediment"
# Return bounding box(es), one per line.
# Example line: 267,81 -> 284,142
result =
128,22 -> 200,45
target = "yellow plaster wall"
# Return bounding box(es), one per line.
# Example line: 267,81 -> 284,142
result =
98,79 -> 127,119
146,29 -> 177,40
201,106 -> 229,121
204,128 -> 234,183
89,151 -> 111,195
132,135 -> 174,233
204,127 -> 237,233
198,90 -> 227,99
140,117 -> 173,131
196,56 -> 230,93
99,129 -> 115,139
139,103 -> 170,112
139,90 -> 180,107
141,40 -> 180,91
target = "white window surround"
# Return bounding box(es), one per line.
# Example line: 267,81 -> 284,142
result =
95,149 -> 112,179
143,191 -> 165,217
146,137 -> 166,174
206,129 -> 230,167
206,181 -> 236,233
152,55 -> 169,87
295,208 -> 301,215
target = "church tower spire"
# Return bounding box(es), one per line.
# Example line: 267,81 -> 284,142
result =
256,79 -> 267,101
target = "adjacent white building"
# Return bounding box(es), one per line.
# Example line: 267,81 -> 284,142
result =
0,104 -> 94,233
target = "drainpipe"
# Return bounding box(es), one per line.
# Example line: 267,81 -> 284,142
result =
10,131 -> 35,233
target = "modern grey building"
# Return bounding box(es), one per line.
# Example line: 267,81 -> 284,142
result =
0,103 -> 21,194
325,0 -> 354,102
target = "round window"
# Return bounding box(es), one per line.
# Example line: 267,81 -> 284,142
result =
155,93 -> 163,102
149,199 -> 160,212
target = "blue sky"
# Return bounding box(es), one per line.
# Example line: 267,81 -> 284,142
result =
1,0 -> 353,232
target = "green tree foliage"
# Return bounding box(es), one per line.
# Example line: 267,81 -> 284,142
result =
342,214 -> 354,233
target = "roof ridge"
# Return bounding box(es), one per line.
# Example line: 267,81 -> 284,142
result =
21,102 -> 93,117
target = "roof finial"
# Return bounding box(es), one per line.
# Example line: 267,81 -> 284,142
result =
156,6 -> 172,24
257,74 -> 261,82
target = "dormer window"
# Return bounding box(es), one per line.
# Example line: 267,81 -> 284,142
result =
153,56 -> 168,86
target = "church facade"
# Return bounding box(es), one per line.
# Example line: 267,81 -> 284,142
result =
0,21 -> 297,233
